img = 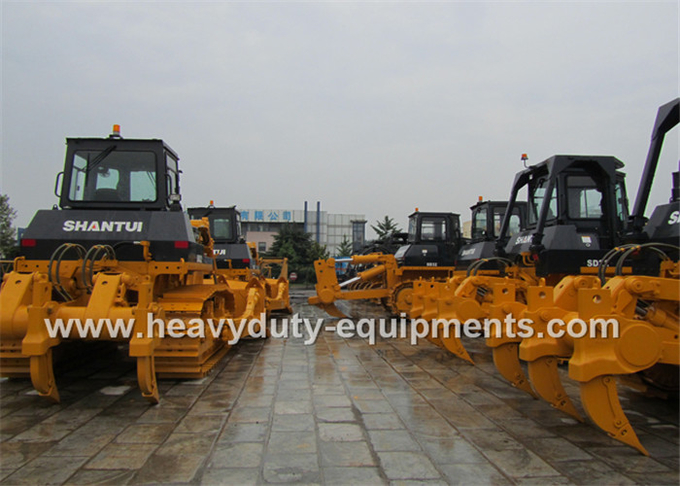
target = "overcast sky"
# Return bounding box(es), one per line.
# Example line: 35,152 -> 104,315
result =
2,1 -> 678,238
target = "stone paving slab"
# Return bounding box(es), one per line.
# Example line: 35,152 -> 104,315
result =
0,291 -> 678,485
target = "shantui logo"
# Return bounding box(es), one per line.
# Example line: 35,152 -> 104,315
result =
62,220 -> 144,232
668,210 -> 680,225
514,235 -> 533,245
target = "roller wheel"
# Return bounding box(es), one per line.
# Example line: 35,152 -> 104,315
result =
390,283 -> 414,316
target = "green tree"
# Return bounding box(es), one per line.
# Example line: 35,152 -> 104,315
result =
336,236 -> 353,257
268,224 -> 312,263
267,224 -> 328,283
310,241 -> 330,261
371,215 -> 402,239
0,194 -> 17,259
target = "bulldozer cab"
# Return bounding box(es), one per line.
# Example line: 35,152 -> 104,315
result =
406,212 -> 460,244
187,206 -> 252,270
498,155 -> 629,276
58,131 -> 181,211
470,200 -> 527,242
20,128 -> 205,262
394,212 -> 461,267
456,200 -> 528,269
187,206 -> 243,244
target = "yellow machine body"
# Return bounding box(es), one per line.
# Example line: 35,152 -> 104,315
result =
0,247 -> 267,404
308,254 -> 456,318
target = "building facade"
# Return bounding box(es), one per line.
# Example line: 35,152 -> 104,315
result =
240,206 -> 365,256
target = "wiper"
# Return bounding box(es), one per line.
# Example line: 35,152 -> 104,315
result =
86,145 -> 117,173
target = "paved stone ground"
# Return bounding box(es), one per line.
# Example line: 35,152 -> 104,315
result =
0,290 -> 678,485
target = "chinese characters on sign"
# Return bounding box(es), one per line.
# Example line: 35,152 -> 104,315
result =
240,210 -> 295,222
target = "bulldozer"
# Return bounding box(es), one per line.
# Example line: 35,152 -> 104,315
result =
308,211 -> 463,318
416,153 -> 632,384
187,205 -> 253,279
458,199 -> 527,269
0,126 -> 267,404
188,205 -> 292,314
518,98 -> 679,455
409,199 -> 527,322
417,99 -> 677,454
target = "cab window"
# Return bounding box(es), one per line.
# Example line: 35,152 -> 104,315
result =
420,217 -> 447,241
494,206 -> 522,237
567,176 -> 603,219
69,149 -> 157,202
212,218 -> 233,240
69,155 -> 87,200
235,213 -> 243,239
615,180 -> 628,226
529,178 -> 557,225
166,154 -> 179,202
408,217 -> 418,240
471,209 -> 487,239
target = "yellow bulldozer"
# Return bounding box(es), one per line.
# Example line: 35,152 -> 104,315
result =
309,211 -> 463,317
517,98 -> 679,455
409,198 -> 527,322
188,205 -> 292,314
412,153 -> 633,379
311,202 -> 527,320
413,99 -> 679,454
0,126 -> 268,404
